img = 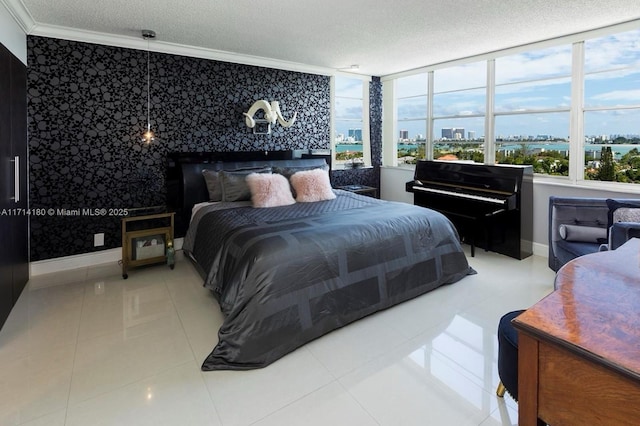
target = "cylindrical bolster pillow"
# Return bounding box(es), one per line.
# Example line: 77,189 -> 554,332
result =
559,224 -> 607,243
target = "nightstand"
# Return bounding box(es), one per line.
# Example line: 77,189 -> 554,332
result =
121,212 -> 175,279
337,185 -> 378,198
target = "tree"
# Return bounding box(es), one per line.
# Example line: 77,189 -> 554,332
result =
613,136 -> 628,144
598,146 -> 616,181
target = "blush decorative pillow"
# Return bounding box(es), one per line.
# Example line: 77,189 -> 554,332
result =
289,168 -> 336,202
246,172 -> 295,208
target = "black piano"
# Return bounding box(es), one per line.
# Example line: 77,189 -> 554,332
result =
406,160 -> 533,259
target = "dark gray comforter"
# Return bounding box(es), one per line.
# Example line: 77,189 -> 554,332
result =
183,190 -> 473,370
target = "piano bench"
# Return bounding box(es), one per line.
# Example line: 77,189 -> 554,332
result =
455,209 -> 505,257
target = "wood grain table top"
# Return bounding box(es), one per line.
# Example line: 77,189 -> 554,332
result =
513,238 -> 640,381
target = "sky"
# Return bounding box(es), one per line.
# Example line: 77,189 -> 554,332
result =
390,28 -> 640,141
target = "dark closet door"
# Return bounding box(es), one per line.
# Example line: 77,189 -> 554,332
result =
10,49 -> 28,296
0,45 -> 14,326
0,43 -> 28,328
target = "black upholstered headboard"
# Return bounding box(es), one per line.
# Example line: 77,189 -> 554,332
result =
167,151 -> 330,236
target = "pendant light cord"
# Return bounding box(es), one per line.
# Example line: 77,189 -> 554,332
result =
141,29 -> 156,142
146,44 -> 151,132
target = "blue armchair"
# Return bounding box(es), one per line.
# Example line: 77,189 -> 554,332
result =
548,196 -> 640,271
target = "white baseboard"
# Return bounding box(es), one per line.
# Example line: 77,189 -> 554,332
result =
533,242 -> 548,258
30,238 -> 184,276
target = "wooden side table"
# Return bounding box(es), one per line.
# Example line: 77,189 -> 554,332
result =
121,212 -> 175,279
337,184 -> 378,198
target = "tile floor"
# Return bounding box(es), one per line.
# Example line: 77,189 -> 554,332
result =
0,247 -> 555,426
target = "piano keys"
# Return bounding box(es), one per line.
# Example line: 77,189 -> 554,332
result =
406,160 -> 533,259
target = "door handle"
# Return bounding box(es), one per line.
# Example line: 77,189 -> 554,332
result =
10,156 -> 19,203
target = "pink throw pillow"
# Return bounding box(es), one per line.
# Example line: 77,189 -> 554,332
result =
289,168 -> 336,202
246,173 -> 295,208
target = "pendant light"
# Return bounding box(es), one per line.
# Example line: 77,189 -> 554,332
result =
142,29 -> 156,143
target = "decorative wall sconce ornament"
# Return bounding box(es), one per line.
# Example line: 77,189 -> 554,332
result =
141,29 -> 156,143
243,100 -> 297,134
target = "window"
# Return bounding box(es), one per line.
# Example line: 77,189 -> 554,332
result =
333,75 -> 371,167
433,61 -> 486,162
395,73 -> 427,165
383,22 -> 640,187
583,28 -> 640,183
494,45 -> 572,175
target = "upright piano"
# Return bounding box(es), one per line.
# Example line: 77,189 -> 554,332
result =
406,160 -> 533,259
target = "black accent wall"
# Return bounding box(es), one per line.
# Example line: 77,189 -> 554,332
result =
27,36 -> 381,261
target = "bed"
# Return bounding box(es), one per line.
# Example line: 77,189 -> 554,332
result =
172,151 -> 474,370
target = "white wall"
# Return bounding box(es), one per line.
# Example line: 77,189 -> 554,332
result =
380,166 -> 640,249
0,2 -> 26,64
380,166 -> 413,204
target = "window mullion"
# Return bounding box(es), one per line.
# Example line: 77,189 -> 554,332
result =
570,41 -> 585,184
426,71 -> 434,160
485,59 -> 495,164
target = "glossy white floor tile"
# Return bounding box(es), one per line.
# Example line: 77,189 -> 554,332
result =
252,381 -> 378,426
0,249 -> 554,425
66,362 -> 221,426
203,347 -> 335,426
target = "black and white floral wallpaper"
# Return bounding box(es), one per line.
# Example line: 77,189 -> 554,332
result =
27,36 -> 382,260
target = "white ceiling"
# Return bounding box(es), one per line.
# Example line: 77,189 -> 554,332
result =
6,0 -> 640,76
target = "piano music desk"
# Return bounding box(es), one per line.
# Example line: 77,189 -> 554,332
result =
513,238 -> 640,426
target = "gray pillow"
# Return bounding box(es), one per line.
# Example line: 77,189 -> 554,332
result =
202,169 -> 223,201
220,167 -> 271,202
558,224 -> 606,243
272,163 -> 329,180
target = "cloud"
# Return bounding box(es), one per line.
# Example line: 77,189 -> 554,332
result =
433,61 -> 486,93
335,77 -> 363,98
585,29 -> 640,72
495,45 -> 572,84
591,89 -> 640,101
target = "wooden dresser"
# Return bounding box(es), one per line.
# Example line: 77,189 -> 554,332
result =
513,238 -> 640,426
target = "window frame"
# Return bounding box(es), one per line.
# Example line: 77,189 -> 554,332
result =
381,20 -> 640,192
331,73 -> 372,168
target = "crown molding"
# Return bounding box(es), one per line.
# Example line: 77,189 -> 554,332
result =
26,21 -> 335,76
1,0 -> 36,33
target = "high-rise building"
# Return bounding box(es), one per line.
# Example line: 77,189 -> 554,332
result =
468,131 -> 476,140
399,129 -> 409,140
348,128 -> 362,141
442,127 -> 465,139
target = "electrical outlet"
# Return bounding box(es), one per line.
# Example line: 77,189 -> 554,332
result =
94,233 -> 105,247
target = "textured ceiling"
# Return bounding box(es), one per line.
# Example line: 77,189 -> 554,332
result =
8,0 -> 640,76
